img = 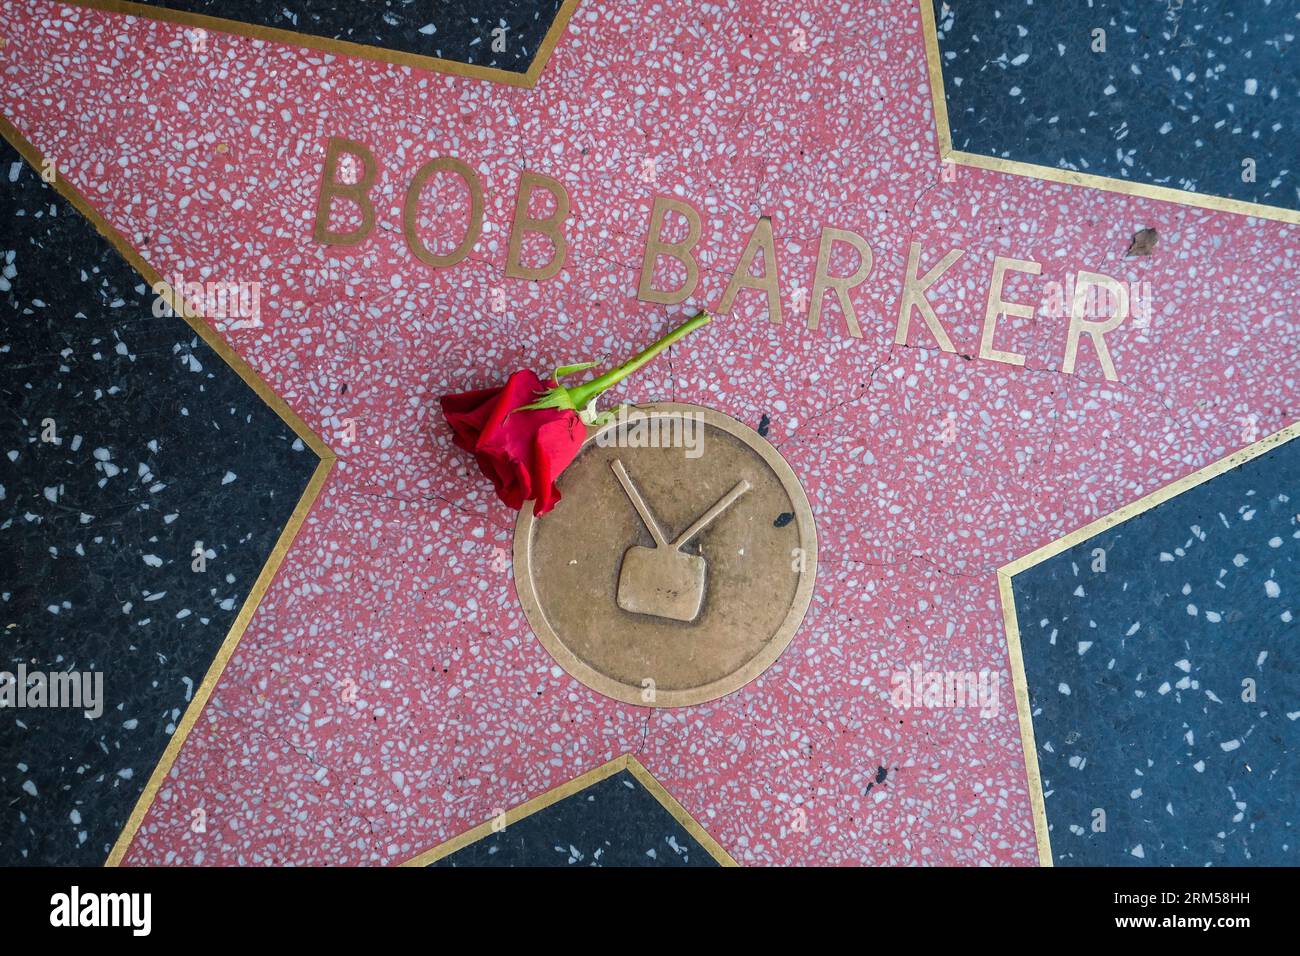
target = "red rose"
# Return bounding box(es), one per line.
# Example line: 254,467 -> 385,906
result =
439,311 -> 712,516
440,370 -> 586,516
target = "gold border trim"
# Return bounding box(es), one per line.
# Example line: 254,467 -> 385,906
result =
512,402 -> 819,709
59,0 -> 580,89
0,114 -> 336,866
918,0 -> 1300,225
401,753 -> 739,867
997,421 -> 1300,866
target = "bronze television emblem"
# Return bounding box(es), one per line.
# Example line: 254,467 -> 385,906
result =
513,403 -> 817,707
611,458 -> 751,622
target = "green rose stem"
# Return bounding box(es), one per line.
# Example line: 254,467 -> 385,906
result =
518,310 -> 712,415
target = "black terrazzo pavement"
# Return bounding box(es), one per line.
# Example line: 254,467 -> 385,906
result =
0,138 -> 320,865
431,768 -> 721,866
130,0 -> 567,73
933,0 -> 1300,212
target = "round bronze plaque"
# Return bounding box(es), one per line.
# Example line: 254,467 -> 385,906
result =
513,402 -> 817,707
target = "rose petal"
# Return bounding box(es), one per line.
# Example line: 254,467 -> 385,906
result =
531,412 -> 586,515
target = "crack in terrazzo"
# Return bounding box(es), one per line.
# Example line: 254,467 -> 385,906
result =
776,344 -> 898,449
341,487 -> 511,531
905,167 -> 948,233
203,700 -> 355,778
580,242 -> 745,289
199,702 -> 400,861
1042,370 -> 1069,500
777,335 -> 1224,454
833,551 -> 1003,580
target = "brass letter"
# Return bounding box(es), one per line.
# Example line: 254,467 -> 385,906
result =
1063,271 -> 1129,381
978,256 -> 1040,366
403,157 -> 484,268
894,242 -> 962,351
505,170 -> 570,282
808,227 -> 873,338
313,137 -> 377,246
637,196 -> 702,305
717,215 -> 782,324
